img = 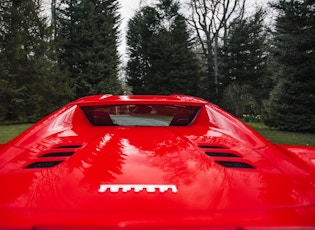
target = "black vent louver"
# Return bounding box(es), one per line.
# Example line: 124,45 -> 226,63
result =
24,161 -> 63,169
215,161 -> 255,169
199,144 -> 255,169
39,151 -> 75,157
205,152 -> 240,158
24,144 -> 82,169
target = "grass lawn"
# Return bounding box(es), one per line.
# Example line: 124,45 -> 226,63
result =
0,122 -> 314,146
247,123 -> 315,146
0,124 -> 33,144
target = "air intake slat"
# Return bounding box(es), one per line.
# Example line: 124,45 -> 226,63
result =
215,161 -> 255,169
205,152 -> 240,158
40,152 -> 75,157
24,161 -> 63,169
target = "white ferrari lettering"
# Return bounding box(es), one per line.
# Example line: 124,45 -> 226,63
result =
98,184 -> 178,193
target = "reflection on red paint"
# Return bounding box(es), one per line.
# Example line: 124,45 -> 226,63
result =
0,95 -> 315,228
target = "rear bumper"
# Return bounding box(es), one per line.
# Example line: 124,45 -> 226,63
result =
1,205 -> 315,229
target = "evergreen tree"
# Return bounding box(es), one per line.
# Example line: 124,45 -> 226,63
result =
220,9 -> 270,117
0,0 -> 72,123
263,0 -> 315,132
57,0 -> 122,98
126,0 -> 200,95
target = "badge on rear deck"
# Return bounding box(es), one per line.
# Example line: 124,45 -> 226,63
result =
98,184 -> 178,193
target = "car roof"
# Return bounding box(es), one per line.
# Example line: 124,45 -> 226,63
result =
71,94 -> 209,106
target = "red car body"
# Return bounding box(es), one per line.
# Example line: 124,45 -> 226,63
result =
0,94 -> 314,229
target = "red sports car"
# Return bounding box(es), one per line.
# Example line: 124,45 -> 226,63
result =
0,94 -> 315,229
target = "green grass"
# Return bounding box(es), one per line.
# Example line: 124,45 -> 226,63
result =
247,123 -> 315,146
1,123 -> 314,146
0,124 -> 33,144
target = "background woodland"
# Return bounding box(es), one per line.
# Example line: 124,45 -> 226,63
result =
0,0 -> 314,132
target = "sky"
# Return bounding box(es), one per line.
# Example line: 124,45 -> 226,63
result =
119,0 -> 142,60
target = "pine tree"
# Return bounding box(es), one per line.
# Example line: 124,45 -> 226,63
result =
220,9 -> 270,117
126,0 -> 200,95
0,0 -> 72,122
57,0 -> 122,98
263,0 -> 315,132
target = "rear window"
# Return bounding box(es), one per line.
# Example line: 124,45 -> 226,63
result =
81,104 -> 200,126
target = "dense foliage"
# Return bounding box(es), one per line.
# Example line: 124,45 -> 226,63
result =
0,0 -> 72,123
220,9 -> 271,117
262,0 -> 315,132
57,0 -> 123,98
126,0 -> 200,95
0,0 -> 314,132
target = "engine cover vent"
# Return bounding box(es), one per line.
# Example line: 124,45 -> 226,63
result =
24,144 -> 82,169
198,144 -> 255,169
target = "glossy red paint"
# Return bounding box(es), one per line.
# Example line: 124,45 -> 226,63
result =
0,95 -> 315,229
